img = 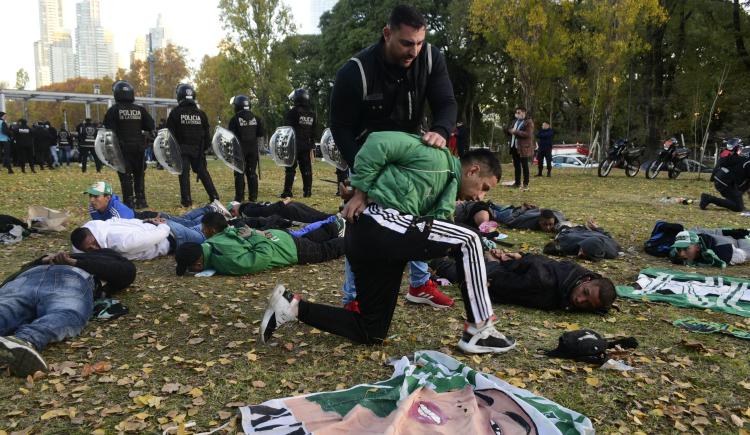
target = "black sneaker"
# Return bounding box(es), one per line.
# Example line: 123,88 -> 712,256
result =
457,322 -> 516,354
279,192 -> 293,199
0,336 -> 48,377
699,193 -> 709,210
260,285 -> 298,344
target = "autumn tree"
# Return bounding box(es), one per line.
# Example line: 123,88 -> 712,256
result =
123,43 -> 191,99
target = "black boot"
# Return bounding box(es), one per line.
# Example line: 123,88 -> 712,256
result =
280,170 -> 295,198
302,171 -> 313,198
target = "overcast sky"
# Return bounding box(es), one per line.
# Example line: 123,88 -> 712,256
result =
0,0 -> 321,90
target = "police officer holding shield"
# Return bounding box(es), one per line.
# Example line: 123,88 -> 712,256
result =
280,88 -> 316,198
166,83 -> 220,207
103,80 -> 155,209
228,95 -> 264,202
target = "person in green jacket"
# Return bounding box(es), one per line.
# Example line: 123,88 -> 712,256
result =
175,212 -> 344,276
260,131 -> 516,354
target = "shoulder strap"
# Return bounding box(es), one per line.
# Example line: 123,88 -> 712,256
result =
427,43 -> 432,74
349,57 -> 367,100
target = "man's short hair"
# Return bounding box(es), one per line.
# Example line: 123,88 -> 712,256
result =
515,106 -> 527,112
201,211 -> 228,233
592,278 -> 616,311
460,148 -> 501,180
70,227 -> 91,250
539,209 -> 556,220
388,5 -> 426,30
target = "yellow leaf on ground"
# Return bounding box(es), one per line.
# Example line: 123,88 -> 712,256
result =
585,377 -> 600,387
252,380 -> 266,388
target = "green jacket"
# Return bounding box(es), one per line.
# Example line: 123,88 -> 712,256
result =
350,131 -> 461,220
201,227 -> 298,275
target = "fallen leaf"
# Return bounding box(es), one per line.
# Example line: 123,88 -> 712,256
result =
187,337 -> 204,345
731,414 -> 745,427
161,383 -> 181,394
585,377 -> 600,387
252,380 -> 266,388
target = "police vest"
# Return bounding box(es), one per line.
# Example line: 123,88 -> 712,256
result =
231,111 -> 260,153
169,103 -> 207,156
289,106 -> 315,151
109,103 -> 147,151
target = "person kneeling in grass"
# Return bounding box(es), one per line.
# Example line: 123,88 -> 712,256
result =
0,250 -> 135,377
175,212 -> 344,276
259,131 -> 516,354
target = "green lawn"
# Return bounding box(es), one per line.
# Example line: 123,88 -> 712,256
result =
0,157 -> 748,434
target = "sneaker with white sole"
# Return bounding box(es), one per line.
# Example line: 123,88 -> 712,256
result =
0,336 -> 48,377
260,284 -> 299,344
406,280 -> 454,308
457,322 -> 516,354
209,199 -> 232,219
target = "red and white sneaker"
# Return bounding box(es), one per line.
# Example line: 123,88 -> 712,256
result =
406,280 -> 454,308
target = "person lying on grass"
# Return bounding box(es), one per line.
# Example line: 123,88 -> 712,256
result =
669,228 -> 750,267
229,197 -> 334,224
455,201 -> 569,233
175,212 -> 344,276
542,218 -> 622,261
0,250 -> 135,377
431,250 -> 616,313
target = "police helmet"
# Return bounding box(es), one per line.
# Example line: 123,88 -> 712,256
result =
289,88 -> 310,106
725,137 -> 743,151
112,80 -> 135,103
230,95 -> 251,113
176,83 -> 196,103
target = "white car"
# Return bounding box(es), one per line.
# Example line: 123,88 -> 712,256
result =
551,153 -> 597,168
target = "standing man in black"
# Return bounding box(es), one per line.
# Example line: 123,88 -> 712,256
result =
536,121 -> 554,177
166,83 -> 220,207
0,112 -> 12,174
280,89 -> 316,198
228,95 -> 264,202
103,81 -> 155,209
76,118 -> 101,173
31,121 -> 53,170
11,119 -> 35,173
58,125 -> 71,167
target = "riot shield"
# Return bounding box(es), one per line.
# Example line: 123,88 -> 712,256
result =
153,128 -> 183,175
269,126 -> 296,167
319,128 -> 348,171
212,126 -> 245,173
94,128 -> 126,173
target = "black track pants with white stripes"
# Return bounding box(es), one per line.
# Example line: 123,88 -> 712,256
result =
297,204 -> 495,345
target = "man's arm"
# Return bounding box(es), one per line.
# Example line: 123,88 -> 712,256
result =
103,108 -> 117,130
514,119 -> 534,139
141,108 -> 156,133
70,250 -> 136,292
330,61 -> 364,169
424,46 -> 457,142
201,111 -> 211,151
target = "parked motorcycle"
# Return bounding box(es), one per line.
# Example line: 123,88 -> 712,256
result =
645,137 -> 689,179
598,139 -> 644,177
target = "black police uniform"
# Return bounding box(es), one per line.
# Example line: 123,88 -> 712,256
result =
58,128 -> 71,166
281,105 -> 316,197
329,38 -> 457,169
11,120 -> 35,173
76,120 -> 102,173
703,154 -> 750,212
31,123 -> 53,169
228,109 -> 264,202
103,102 -> 155,209
166,99 -> 219,206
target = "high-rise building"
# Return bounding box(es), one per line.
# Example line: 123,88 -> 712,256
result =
75,0 -> 116,79
50,31 -> 75,83
34,0 -> 65,87
148,14 -> 170,51
130,35 -> 147,65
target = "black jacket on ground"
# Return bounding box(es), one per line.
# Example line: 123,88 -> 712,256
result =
1,249 -> 136,299
285,105 -> 316,151
103,103 -> 155,152
330,38 -> 457,168
547,225 -> 621,261
166,100 -> 210,157
228,110 -> 264,155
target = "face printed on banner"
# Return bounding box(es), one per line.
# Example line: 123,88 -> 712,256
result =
383,24 -> 426,67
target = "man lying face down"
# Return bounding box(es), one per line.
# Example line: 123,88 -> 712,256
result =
431,251 -> 616,312
454,201 -> 567,233
542,218 -> 622,261
175,212 -> 344,276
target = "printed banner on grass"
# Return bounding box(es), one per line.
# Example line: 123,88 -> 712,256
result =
616,267 -> 750,317
239,350 -> 594,434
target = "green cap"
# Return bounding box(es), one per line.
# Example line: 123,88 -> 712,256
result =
84,181 -> 113,196
671,230 -> 699,249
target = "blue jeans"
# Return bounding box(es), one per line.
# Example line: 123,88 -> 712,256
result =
289,215 -> 337,238
341,259 -> 430,304
0,266 -> 93,351
161,205 -> 212,227
165,220 -> 205,249
488,204 -> 514,224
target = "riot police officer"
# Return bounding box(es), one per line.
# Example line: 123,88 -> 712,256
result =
103,80 -> 155,209
280,88 -> 316,198
11,119 -> 35,173
76,118 -> 101,173
166,83 -> 220,207
228,95 -> 264,202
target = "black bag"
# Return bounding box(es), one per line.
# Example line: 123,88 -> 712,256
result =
545,329 -> 638,365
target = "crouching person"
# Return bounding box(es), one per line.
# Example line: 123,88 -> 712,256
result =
259,132 -> 516,354
0,250 -> 136,377
174,212 -> 344,276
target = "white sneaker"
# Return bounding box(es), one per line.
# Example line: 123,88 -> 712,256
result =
209,199 -> 232,219
260,285 -> 298,344
0,336 -> 48,377
457,322 -> 516,354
